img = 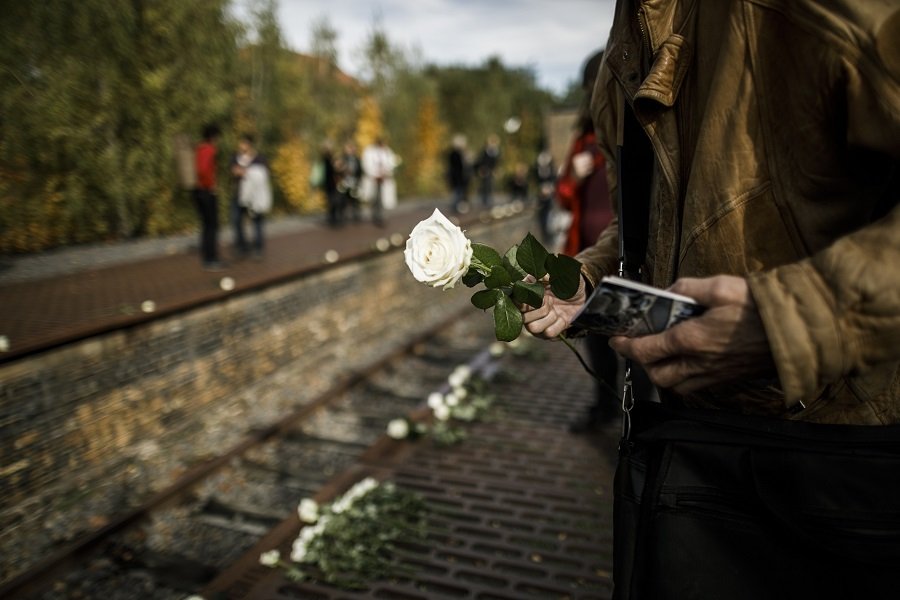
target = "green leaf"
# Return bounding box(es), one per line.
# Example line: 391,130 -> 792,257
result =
484,264 -> 512,289
502,246 -> 527,280
545,254 -> 583,300
462,268 -> 483,288
493,294 -> 524,342
471,289 -> 501,309
471,243 -> 503,273
516,233 -> 549,279
511,280 -> 544,307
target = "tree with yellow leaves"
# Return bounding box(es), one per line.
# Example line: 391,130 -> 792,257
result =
354,96 -> 384,151
271,137 -> 324,214
411,94 -> 447,196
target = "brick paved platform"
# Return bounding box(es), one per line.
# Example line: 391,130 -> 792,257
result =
204,340 -> 619,600
0,202 -> 504,363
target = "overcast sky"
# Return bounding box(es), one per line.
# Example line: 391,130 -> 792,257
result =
234,0 -> 616,95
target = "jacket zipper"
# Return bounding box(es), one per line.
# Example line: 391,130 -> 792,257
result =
637,6 -> 650,61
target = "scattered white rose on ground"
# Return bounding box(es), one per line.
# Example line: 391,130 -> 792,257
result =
141,300 -> 156,313
259,549 -> 280,567
433,403 -> 451,421
219,276 -> 235,291
452,386 -> 468,400
298,498 -> 319,524
0,335 -> 9,352
386,418 -> 409,440
427,392 -> 445,410
448,365 -> 472,387
444,392 -> 460,407
389,233 -> 405,246
489,341 -> 506,356
375,237 -> 391,252
324,250 -> 340,263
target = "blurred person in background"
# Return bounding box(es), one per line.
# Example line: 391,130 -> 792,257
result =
194,124 -> 223,271
361,137 -> 399,227
447,134 -> 470,214
507,162 -> 530,204
474,134 -> 501,208
337,141 -> 363,223
532,143 -> 557,244
319,141 -> 342,228
230,134 -> 270,259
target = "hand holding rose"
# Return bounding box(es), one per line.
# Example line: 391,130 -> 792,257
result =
405,209 -> 582,341
521,276 -> 588,339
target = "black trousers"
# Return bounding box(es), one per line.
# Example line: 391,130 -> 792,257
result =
193,188 -> 219,264
614,402 -> 900,600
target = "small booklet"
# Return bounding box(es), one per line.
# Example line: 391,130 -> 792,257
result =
569,276 -> 706,337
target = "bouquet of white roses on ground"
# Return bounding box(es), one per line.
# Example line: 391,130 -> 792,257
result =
386,364 -> 497,446
260,478 -> 428,589
404,209 -> 582,342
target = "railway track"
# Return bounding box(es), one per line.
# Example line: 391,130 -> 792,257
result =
3,311 -> 502,600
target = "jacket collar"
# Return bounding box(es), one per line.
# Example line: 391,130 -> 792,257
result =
603,0 -> 696,109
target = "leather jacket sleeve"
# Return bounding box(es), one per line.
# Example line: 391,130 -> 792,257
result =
748,38 -> 900,408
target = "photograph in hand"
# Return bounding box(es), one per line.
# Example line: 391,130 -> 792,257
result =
570,276 -> 706,337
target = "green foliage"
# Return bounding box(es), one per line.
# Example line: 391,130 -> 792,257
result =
466,232 -> 583,341
546,254 -> 583,300
0,0 -> 237,252
516,233 -> 550,279
471,289 -> 501,310
493,294 -> 524,342
0,5 -> 557,253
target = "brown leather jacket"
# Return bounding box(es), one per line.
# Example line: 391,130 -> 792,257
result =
579,0 -> 900,424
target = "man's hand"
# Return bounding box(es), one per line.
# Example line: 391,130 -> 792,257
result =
521,276 -> 587,339
609,275 -> 777,394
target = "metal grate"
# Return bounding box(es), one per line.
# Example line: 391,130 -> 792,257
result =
205,342 -> 618,600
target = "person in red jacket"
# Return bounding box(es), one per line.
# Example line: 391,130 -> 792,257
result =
194,124 -> 223,270
555,50 -> 618,432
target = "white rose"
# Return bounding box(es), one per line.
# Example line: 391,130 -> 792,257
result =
448,365 -> 471,388
404,208 -> 473,290
452,386 -> 468,400
291,538 -> 308,562
259,549 -> 280,567
489,342 -> 505,357
298,498 -> 319,524
427,392 -> 445,410
387,418 -> 410,440
433,403 -> 451,421
444,392 -> 459,407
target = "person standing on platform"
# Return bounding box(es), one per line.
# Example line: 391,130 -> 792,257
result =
507,162 -> 529,204
361,138 -> 399,227
474,134 -> 501,208
532,143 -> 557,243
230,134 -> 270,259
319,141 -> 342,228
193,124 -> 223,271
337,141 -> 362,223
447,134 -> 470,214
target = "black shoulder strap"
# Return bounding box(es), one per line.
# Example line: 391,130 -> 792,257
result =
616,94 -> 654,281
